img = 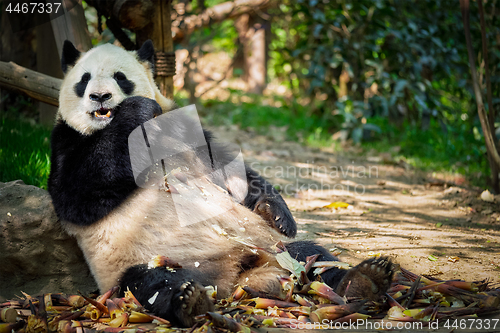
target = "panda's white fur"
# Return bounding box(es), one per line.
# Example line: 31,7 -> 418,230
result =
59,43 -> 175,135
62,186 -> 281,296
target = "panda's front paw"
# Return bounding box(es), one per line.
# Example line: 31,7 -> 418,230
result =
173,281 -> 214,327
254,198 -> 297,238
118,96 -> 162,123
335,257 -> 394,301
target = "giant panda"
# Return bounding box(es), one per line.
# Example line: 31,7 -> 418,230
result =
48,40 -> 395,327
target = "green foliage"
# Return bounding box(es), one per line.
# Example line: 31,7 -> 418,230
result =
0,117 -> 51,189
208,20 -> 239,53
268,0 -> 499,142
333,96 -> 381,143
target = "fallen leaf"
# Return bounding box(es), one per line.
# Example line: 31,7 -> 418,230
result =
276,251 -> 306,277
323,202 -> 350,209
428,255 -> 438,261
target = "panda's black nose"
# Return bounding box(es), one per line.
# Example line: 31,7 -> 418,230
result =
89,93 -> 112,103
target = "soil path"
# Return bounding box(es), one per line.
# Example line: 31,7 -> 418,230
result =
212,126 -> 500,285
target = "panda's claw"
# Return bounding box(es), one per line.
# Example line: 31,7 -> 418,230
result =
174,280 -> 214,327
254,199 -> 297,238
335,257 -> 395,301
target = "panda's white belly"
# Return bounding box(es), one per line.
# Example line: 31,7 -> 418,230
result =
62,186 -> 279,292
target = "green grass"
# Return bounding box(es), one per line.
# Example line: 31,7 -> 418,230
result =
362,117 -> 490,187
0,117 -> 51,189
195,96 -> 339,143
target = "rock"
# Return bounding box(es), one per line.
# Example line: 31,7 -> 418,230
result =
0,180 -> 97,301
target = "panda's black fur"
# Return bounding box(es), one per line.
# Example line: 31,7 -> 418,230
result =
49,97 -> 151,226
48,40 -> 394,327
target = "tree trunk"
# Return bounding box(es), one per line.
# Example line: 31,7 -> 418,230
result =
49,0 -> 93,54
477,0 -> 499,192
461,0 -> 500,192
235,13 -> 267,94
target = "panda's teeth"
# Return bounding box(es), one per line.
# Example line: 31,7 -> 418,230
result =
94,109 -> 112,118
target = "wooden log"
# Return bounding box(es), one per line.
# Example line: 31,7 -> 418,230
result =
0,61 -> 61,107
172,0 -> 274,42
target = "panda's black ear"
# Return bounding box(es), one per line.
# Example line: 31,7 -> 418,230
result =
137,40 -> 155,65
61,40 -> 81,73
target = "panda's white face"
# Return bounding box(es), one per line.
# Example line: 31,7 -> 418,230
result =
59,44 -> 156,135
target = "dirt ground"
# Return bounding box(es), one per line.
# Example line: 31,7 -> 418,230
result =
212,125 -> 500,286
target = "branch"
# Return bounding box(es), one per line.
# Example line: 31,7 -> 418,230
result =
460,0 -> 500,167
172,0 -> 274,41
477,0 -> 495,135
0,61 -> 61,106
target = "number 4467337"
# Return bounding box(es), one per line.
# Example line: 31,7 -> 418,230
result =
5,2 -> 61,14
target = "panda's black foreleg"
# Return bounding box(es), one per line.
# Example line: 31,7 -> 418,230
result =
244,166 -> 297,238
286,241 -> 394,301
119,265 -> 214,327
202,130 -> 296,237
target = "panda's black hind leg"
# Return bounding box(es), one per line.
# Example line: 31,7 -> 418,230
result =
286,241 -> 394,301
285,240 -> 348,289
119,264 -> 214,327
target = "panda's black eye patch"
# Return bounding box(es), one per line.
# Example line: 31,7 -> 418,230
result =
74,72 -> 91,97
81,72 -> 91,82
114,72 -> 135,95
114,72 -> 126,81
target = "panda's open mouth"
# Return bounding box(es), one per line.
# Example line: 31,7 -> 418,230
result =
92,108 -> 114,119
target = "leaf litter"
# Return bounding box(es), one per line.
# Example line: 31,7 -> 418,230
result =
2,251 -> 500,332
